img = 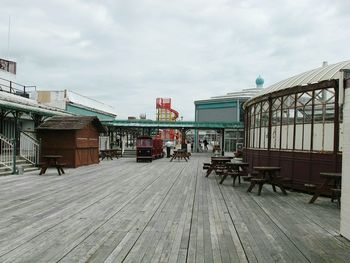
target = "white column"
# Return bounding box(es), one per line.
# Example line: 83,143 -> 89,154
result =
341,86 -> 350,240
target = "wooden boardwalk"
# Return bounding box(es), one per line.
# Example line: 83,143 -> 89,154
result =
0,155 -> 349,263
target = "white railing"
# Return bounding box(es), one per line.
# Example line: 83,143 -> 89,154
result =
0,134 -> 14,172
99,136 -> 110,150
20,132 -> 40,165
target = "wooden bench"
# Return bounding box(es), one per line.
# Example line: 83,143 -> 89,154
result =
247,178 -> 267,196
215,164 -> 227,176
247,167 -> 287,195
304,183 -> 316,194
276,177 -> 292,189
331,188 -> 341,207
55,163 -> 66,175
203,163 -> 211,170
309,172 -> 341,204
242,171 -> 259,182
242,176 -> 253,182
38,162 -> 48,175
221,168 -> 248,186
278,177 -> 292,182
100,150 -> 113,160
39,162 -> 66,176
231,170 -> 248,186
170,150 -> 189,162
110,149 -> 122,159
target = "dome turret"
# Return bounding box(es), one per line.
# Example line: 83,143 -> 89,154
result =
255,75 -> 264,88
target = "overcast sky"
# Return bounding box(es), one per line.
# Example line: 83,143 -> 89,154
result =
0,0 -> 349,120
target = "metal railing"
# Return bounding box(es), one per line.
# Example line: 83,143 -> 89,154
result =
20,132 -> 40,165
0,76 -> 36,97
0,134 -> 14,172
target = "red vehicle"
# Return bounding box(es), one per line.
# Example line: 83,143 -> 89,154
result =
136,135 -> 164,162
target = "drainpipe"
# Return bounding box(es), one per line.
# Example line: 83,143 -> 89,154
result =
12,111 -> 19,174
221,128 -> 225,156
12,138 -> 16,174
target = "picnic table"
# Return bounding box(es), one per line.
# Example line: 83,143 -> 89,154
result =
170,150 -> 190,162
219,162 -> 249,186
39,155 -> 65,175
247,166 -> 287,196
205,156 -> 233,177
309,172 -> 342,204
100,149 -> 121,160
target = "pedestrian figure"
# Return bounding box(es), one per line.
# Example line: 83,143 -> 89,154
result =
198,140 -> 203,152
203,139 -> 208,151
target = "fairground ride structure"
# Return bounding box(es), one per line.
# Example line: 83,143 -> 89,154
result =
156,98 -> 180,142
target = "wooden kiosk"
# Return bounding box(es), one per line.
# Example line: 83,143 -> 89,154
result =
37,116 -> 106,168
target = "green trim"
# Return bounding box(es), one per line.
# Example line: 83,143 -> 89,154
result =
67,103 -> 115,121
196,101 -> 236,109
194,97 -> 246,105
102,119 -> 244,129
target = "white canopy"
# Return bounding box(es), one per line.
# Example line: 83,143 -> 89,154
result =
251,60 -> 350,100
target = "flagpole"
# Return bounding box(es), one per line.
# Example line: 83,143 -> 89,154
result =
7,15 -> 11,59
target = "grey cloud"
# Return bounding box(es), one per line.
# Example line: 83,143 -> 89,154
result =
0,0 -> 349,119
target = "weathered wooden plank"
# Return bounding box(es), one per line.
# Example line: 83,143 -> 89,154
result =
0,162 -> 153,257
0,160 -> 173,262
59,161 -> 186,263
0,155 -> 349,263
219,182 -> 309,262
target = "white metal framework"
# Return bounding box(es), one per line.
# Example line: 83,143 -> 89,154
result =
20,132 -> 40,165
245,61 -> 350,153
0,134 -> 14,172
252,60 -> 350,99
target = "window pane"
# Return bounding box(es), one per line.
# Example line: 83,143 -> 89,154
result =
295,124 -> 303,150
262,101 -> 269,112
314,88 -> 335,104
324,123 -> 334,151
250,129 -> 254,147
303,124 -> 312,150
296,108 -> 304,124
298,92 -> 313,106
255,113 -> 261,127
272,98 -> 281,110
261,127 -> 268,149
271,126 -> 280,149
272,110 -> 281,125
282,110 -> 289,125
283,95 -> 295,108
313,123 -> 323,151
254,128 -> 260,148
261,112 -> 269,127
325,105 -> 335,122
281,125 -> 288,149
313,106 -> 324,123
304,105 -> 313,123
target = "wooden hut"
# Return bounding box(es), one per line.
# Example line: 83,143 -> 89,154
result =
37,116 -> 106,168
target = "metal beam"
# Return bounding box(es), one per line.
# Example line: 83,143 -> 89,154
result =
101,120 -> 243,130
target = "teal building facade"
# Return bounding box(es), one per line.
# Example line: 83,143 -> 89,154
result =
194,77 -> 264,153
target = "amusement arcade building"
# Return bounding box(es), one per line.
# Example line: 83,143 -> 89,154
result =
243,60 -> 350,239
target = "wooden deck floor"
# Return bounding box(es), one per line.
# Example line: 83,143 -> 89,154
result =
0,155 -> 349,263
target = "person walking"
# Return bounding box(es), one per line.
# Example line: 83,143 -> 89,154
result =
203,139 -> 208,151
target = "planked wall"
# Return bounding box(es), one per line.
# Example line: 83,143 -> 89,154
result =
341,87 -> 350,240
